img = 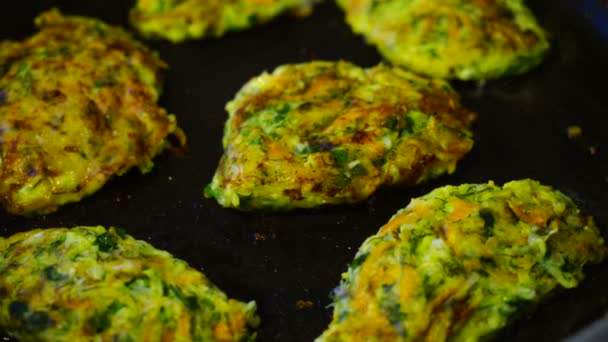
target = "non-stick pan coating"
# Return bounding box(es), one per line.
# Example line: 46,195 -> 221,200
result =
1,1 -> 608,341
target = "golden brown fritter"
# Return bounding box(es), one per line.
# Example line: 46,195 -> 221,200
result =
131,0 -> 316,42
0,9 -> 185,215
0,226 -> 259,341
206,61 -> 475,210
336,0 -> 550,80
318,180 -> 606,341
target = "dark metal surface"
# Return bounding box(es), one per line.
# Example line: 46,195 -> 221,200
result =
1,1 -> 608,341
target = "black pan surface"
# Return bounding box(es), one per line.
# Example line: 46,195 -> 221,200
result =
1,1 -> 608,341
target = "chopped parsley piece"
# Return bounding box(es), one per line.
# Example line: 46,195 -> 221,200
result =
331,149 -> 349,167
95,232 -> 118,253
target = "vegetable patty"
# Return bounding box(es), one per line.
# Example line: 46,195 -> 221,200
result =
131,0 -> 317,42
336,0 -> 550,80
206,61 -> 475,210
317,179 -> 606,341
0,9 -> 184,215
0,226 -> 259,341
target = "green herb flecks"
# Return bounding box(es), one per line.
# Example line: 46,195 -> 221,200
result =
115,227 -> 127,240
94,77 -> 117,89
349,163 -> 368,177
400,110 -> 429,137
249,136 -> 263,145
88,301 -> 124,333
95,232 -> 118,253
421,274 -> 439,299
479,209 -> 495,238
379,290 -> 408,338
372,156 -> 387,167
349,252 -> 369,269
409,229 -> 432,254
25,311 -> 52,331
126,275 -> 151,293
331,149 -> 349,167
440,258 -> 465,276
44,266 -> 67,282
165,283 -> 199,312
16,63 -> 33,93
9,301 -> 52,331
271,103 -> 291,125
384,116 -> 400,131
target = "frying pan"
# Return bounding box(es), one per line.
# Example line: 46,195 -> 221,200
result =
1,1 -> 608,341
